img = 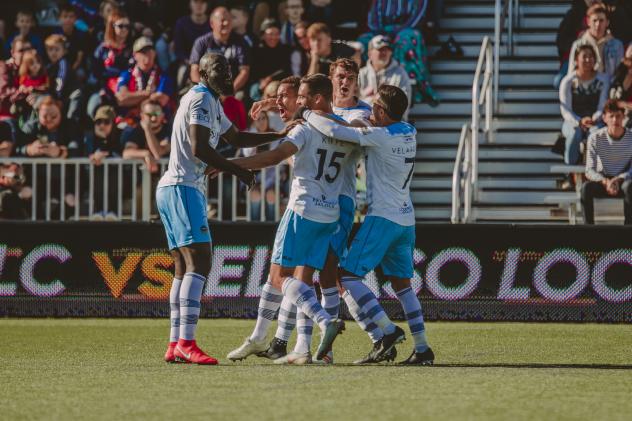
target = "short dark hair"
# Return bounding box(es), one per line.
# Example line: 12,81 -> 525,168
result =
307,22 -> 330,39
279,75 -> 300,92
229,4 -> 249,15
16,9 -> 34,19
603,99 -> 624,115
574,44 -> 596,61
377,85 -> 408,121
59,4 -> 77,15
300,73 -> 332,103
329,58 -> 359,77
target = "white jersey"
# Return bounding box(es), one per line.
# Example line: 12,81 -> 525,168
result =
333,100 -> 372,201
285,118 -> 356,223
304,111 -> 416,226
158,83 -> 232,193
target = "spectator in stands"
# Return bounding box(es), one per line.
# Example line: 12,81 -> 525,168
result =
290,20 -> 310,76
190,6 -> 251,94
306,23 -> 356,76
567,4 -> 624,82
173,0 -> 211,92
0,38 -> 32,120
55,4 -> 86,73
281,0 -> 304,47
84,104 -> 122,220
359,35 -> 412,114
89,9 -> 133,118
221,94 -> 247,131
17,96 -> 80,158
5,10 -> 44,57
121,98 -> 170,173
92,0 -> 120,45
45,34 -> 82,124
13,50 -> 49,120
608,43 -> 632,125
304,0 -> 334,28
0,118 -> 15,157
249,19 -> 291,101
0,162 -> 28,220
560,44 -> 609,168
115,36 -> 172,126
581,99 -> 632,224
230,5 -> 256,49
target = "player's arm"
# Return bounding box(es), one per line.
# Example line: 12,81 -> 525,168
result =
220,123 -> 296,148
231,141 -> 298,170
190,124 -> 254,187
233,66 -> 250,92
301,110 -> 367,145
249,98 -> 277,120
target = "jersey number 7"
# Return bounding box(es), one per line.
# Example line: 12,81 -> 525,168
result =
315,148 -> 346,183
402,157 -> 415,189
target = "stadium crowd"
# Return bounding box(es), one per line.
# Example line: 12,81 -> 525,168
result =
556,1 -> 632,224
0,0 -> 437,220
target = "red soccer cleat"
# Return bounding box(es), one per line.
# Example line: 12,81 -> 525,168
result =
174,339 -> 218,365
164,342 -> 178,363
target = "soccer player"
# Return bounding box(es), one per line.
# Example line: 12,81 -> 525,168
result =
302,85 -> 435,365
228,74 -> 350,363
157,53 -> 290,365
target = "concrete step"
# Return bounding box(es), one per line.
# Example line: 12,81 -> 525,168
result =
439,16 -> 563,30
414,160 -> 562,175
430,59 -> 560,72
472,206 -> 566,221
417,130 -> 560,146
428,43 -> 558,58
415,117 -> 562,131
432,72 -> 556,88
427,88 -> 558,102
436,32 -> 557,45
444,4 -> 569,16
414,206 -> 452,221
417,147 -> 562,160
411,101 -> 559,117
411,176 -> 558,190
477,190 -> 576,205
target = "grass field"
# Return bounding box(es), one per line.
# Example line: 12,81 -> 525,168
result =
2,319 -> 632,420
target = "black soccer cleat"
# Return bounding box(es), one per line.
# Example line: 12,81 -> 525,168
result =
353,340 -> 398,364
373,325 -> 405,362
399,347 -> 435,366
257,337 -> 288,360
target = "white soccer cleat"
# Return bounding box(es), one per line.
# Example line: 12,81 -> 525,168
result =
227,337 -> 268,361
286,351 -> 313,365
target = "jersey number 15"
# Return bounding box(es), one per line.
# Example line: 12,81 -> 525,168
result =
315,148 -> 346,183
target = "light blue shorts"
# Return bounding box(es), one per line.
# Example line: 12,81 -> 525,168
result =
342,215 -> 415,279
329,195 -> 355,260
272,209 -> 337,270
156,185 -> 211,250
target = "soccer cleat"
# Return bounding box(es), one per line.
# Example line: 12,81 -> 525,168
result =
164,341 -> 178,363
227,337 -> 269,361
315,318 -> 345,360
373,325 -> 405,362
257,337 -> 288,360
353,341 -> 397,364
285,351 -> 313,365
174,340 -> 218,365
314,350 -> 334,364
399,347 -> 435,366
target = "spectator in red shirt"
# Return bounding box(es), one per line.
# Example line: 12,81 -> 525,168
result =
0,37 -> 32,120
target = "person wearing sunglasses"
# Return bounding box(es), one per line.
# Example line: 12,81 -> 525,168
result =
0,162 -> 28,220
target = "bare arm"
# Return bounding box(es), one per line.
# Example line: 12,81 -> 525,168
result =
190,64 -> 200,83
231,141 -> 298,170
116,86 -> 151,107
307,51 -> 320,76
233,66 -> 250,92
0,140 -> 12,157
142,126 -> 170,159
72,51 -> 84,70
221,124 -> 288,148
190,123 -> 254,186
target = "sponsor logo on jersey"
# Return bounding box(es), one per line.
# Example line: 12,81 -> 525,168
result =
312,195 -> 337,209
399,202 -> 413,214
191,107 -> 210,123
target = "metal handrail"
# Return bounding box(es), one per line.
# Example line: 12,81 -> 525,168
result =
451,124 -> 471,223
493,0 -> 519,112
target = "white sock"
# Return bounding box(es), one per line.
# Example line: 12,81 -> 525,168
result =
396,287 -> 429,352
169,278 -> 182,342
274,296 -> 296,342
294,306 -> 313,354
250,280 -> 283,342
342,290 -> 383,343
320,286 -> 340,318
282,277 -> 331,333
179,272 -> 206,340
341,276 -> 395,335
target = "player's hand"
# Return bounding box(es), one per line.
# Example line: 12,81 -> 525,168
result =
249,98 -> 277,120
238,169 -> 256,190
205,166 -> 221,178
279,119 -> 302,137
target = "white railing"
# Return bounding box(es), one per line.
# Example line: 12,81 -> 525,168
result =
0,157 -> 288,222
493,0 -> 520,111
451,36 -> 493,223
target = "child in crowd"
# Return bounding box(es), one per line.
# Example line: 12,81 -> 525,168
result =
56,4 -> 86,73
5,10 -> 44,56
18,50 -> 49,95
45,34 -> 81,123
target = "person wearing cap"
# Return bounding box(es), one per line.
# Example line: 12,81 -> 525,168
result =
115,36 -> 173,124
249,18 -> 291,101
359,35 -> 411,118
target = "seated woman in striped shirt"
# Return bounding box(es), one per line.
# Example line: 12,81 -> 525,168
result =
581,99 -> 632,224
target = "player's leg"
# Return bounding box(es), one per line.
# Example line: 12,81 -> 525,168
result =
384,227 -> 434,365
340,216 -> 406,362
164,249 -> 184,363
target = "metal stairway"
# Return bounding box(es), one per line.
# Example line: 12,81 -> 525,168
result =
411,0 -> 572,223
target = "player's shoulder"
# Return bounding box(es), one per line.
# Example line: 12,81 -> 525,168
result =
355,100 -> 373,112
386,121 -> 416,137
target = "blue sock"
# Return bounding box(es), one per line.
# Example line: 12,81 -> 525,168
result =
179,272 -> 206,340
341,276 -> 395,335
396,287 -> 429,352
342,290 -> 383,343
169,277 -> 182,342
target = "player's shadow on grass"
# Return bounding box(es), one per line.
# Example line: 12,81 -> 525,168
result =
430,363 -> 632,370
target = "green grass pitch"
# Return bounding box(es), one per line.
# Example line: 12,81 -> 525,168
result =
2,319 -> 632,420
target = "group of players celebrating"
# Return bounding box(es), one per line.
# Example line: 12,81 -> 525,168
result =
156,52 -> 434,366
